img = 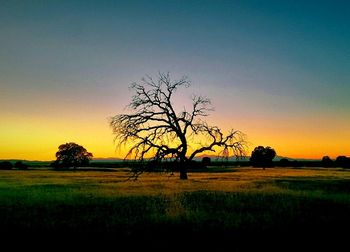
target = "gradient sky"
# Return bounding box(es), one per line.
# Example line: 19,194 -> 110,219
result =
1,0 -> 349,160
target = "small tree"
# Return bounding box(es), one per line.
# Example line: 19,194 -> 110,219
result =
54,142 -> 93,169
279,158 -> 290,167
14,161 -> 28,170
0,161 -> 13,170
202,157 -> 211,168
335,156 -> 350,168
250,146 -> 276,169
321,156 -> 333,168
110,72 -> 246,179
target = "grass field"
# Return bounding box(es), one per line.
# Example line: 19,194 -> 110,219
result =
1,166 -> 350,249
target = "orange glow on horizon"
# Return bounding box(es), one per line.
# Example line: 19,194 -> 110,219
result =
1,92 -> 349,161
1,114 -> 349,161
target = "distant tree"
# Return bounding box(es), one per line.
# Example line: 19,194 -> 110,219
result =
54,142 -> 93,169
321,156 -> 333,168
202,157 -> 211,167
110,72 -> 246,179
279,158 -> 290,167
291,160 -> 304,168
335,156 -> 350,168
14,161 -> 28,170
250,146 -> 276,169
0,161 -> 13,170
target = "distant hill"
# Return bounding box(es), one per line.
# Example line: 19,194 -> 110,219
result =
0,159 -> 53,167
193,155 -> 249,161
274,156 -> 320,162
193,155 -> 320,162
91,157 -> 125,162
0,156 -> 321,164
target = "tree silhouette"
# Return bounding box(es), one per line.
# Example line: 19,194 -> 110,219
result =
202,157 -> 211,167
0,161 -> 13,170
279,158 -> 290,167
53,142 -> 93,169
321,156 -> 333,168
250,146 -> 276,169
14,161 -> 28,170
110,72 -> 246,179
335,156 -> 350,168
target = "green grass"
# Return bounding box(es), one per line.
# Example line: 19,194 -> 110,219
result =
0,167 -> 349,248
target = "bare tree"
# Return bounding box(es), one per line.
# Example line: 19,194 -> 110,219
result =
110,72 -> 246,179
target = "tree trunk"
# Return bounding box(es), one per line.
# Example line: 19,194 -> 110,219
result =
179,158 -> 188,180
180,167 -> 188,180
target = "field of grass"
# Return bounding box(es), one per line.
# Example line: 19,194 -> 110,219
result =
1,166 -> 350,249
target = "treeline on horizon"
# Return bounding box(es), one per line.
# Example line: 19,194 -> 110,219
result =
1,155 -> 350,170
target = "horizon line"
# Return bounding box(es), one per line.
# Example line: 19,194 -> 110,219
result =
0,156 -> 335,162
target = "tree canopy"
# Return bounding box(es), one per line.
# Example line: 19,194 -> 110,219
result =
335,156 -> 350,168
250,146 -> 276,169
321,156 -> 333,168
53,142 -> 93,169
110,72 -> 246,179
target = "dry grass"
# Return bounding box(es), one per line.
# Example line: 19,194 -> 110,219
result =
1,167 -> 349,197
1,166 -> 350,248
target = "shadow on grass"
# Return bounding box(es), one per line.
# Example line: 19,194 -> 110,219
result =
274,178 -> 350,193
1,189 -> 350,249
189,166 -> 237,173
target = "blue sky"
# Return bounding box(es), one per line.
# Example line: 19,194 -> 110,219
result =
1,0 -> 349,159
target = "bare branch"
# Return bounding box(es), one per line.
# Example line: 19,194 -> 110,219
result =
110,73 -> 246,179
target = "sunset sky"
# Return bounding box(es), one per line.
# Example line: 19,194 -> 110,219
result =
1,0 -> 349,161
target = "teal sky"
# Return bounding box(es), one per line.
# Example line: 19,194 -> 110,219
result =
1,0 -> 349,160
